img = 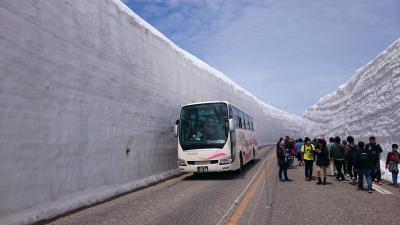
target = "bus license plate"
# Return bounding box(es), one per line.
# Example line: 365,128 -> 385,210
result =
197,166 -> 208,173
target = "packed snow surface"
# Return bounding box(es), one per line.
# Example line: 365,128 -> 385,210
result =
304,39 -> 400,179
0,0 -> 303,224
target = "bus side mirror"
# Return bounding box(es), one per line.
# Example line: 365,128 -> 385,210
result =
174,120 -> 179,137
174,125 -> 178,137
228,118 -> 235,132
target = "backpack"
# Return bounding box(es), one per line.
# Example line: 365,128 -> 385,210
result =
388,152 -> 399,163
359,151 -> 369,167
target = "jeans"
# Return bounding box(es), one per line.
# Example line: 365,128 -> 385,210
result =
334,160 -> 345,181
392,173 -> 398,185
358,168 -> 372,190
278,162 -> 288,180
304,160 -> 313,178
289,156 -> 294,167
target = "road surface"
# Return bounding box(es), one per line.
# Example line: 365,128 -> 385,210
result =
43,145 -> 400,225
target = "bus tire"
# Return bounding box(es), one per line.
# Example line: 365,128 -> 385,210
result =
237,154 -> 243,174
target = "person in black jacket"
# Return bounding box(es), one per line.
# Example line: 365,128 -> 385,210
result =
315,139 -> 330,185
365,136 -> 383,184
345,136 -> 358,185
331,136 -> 346,182
355,141 -> 373,193
276,138 -> 289,182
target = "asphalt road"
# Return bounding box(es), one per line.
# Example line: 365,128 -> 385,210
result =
45,146 -> 275,225
44,145 -> 400,225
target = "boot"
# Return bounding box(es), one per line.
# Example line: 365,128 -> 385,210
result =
323,177 -> 326,185
316,177 -> 322,185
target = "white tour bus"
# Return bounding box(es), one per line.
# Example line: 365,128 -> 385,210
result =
174,101 -> 257,173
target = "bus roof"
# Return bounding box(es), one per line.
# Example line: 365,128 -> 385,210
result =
180,101 -> 253,118
181,101 -> 229,108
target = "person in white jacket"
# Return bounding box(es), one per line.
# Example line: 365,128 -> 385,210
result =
327,137 -> 336,176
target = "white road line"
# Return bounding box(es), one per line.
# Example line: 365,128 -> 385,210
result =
216,154 -> 274,225
372,184 -> 393,195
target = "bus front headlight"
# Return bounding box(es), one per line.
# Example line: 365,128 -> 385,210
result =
219,157 -> 233,165
178,158 -> 187,166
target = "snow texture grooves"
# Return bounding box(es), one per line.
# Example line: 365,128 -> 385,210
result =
304,39 -> 400,178
0,0 -> 303,224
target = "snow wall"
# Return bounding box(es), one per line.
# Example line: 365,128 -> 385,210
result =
0,0 -> 304,224
304,39 -> 400,179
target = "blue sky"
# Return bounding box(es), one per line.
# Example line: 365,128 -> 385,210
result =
122,0 -> 400,116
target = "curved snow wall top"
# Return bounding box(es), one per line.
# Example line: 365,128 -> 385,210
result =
0,0 -> 303,223
304,39 -> 400,152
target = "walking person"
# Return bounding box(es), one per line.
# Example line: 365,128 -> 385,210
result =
331,136 -> 346,182
301,137 -> 315,181
385,144 -> 400,187
365,136 -> 383,185
345,136 -> 358,185
327,137 -> 336,176
295,138 -> 304,166
355,141 -> 373,193
284,137 -> 295,169
342,140 -> 348,176
315,139 -> 330,185
289,138 -> 296,168
276,138 -> 289,182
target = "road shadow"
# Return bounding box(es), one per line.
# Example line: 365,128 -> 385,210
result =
183,159 -> 262,181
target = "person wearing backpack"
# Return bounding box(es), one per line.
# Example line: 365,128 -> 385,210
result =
315,139 -> 330,185
345,136 -> 358,185
301,137 -> 315,181
385,144 -> 400,187
365,136 -> 383,185
330,136 -> 346,182
355,141 -> 373,193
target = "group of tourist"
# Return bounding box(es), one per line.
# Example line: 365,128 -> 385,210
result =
276,136 -> 400,193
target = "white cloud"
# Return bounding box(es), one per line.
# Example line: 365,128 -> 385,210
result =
123,0 -> 400,115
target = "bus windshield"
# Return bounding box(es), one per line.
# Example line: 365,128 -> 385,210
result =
179,103 -> 228,150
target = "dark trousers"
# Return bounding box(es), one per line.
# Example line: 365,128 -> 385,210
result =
372,161 -> 381,181
304,160 -> 313,178
334,160 -> 345,181
278,162 -> 288,180
347,163 -> 357,180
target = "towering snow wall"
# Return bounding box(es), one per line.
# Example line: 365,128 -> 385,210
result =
304,39 -> 400,168
0,0 -> 303,224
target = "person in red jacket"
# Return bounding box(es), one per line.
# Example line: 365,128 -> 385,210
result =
385,144 -> 399,187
